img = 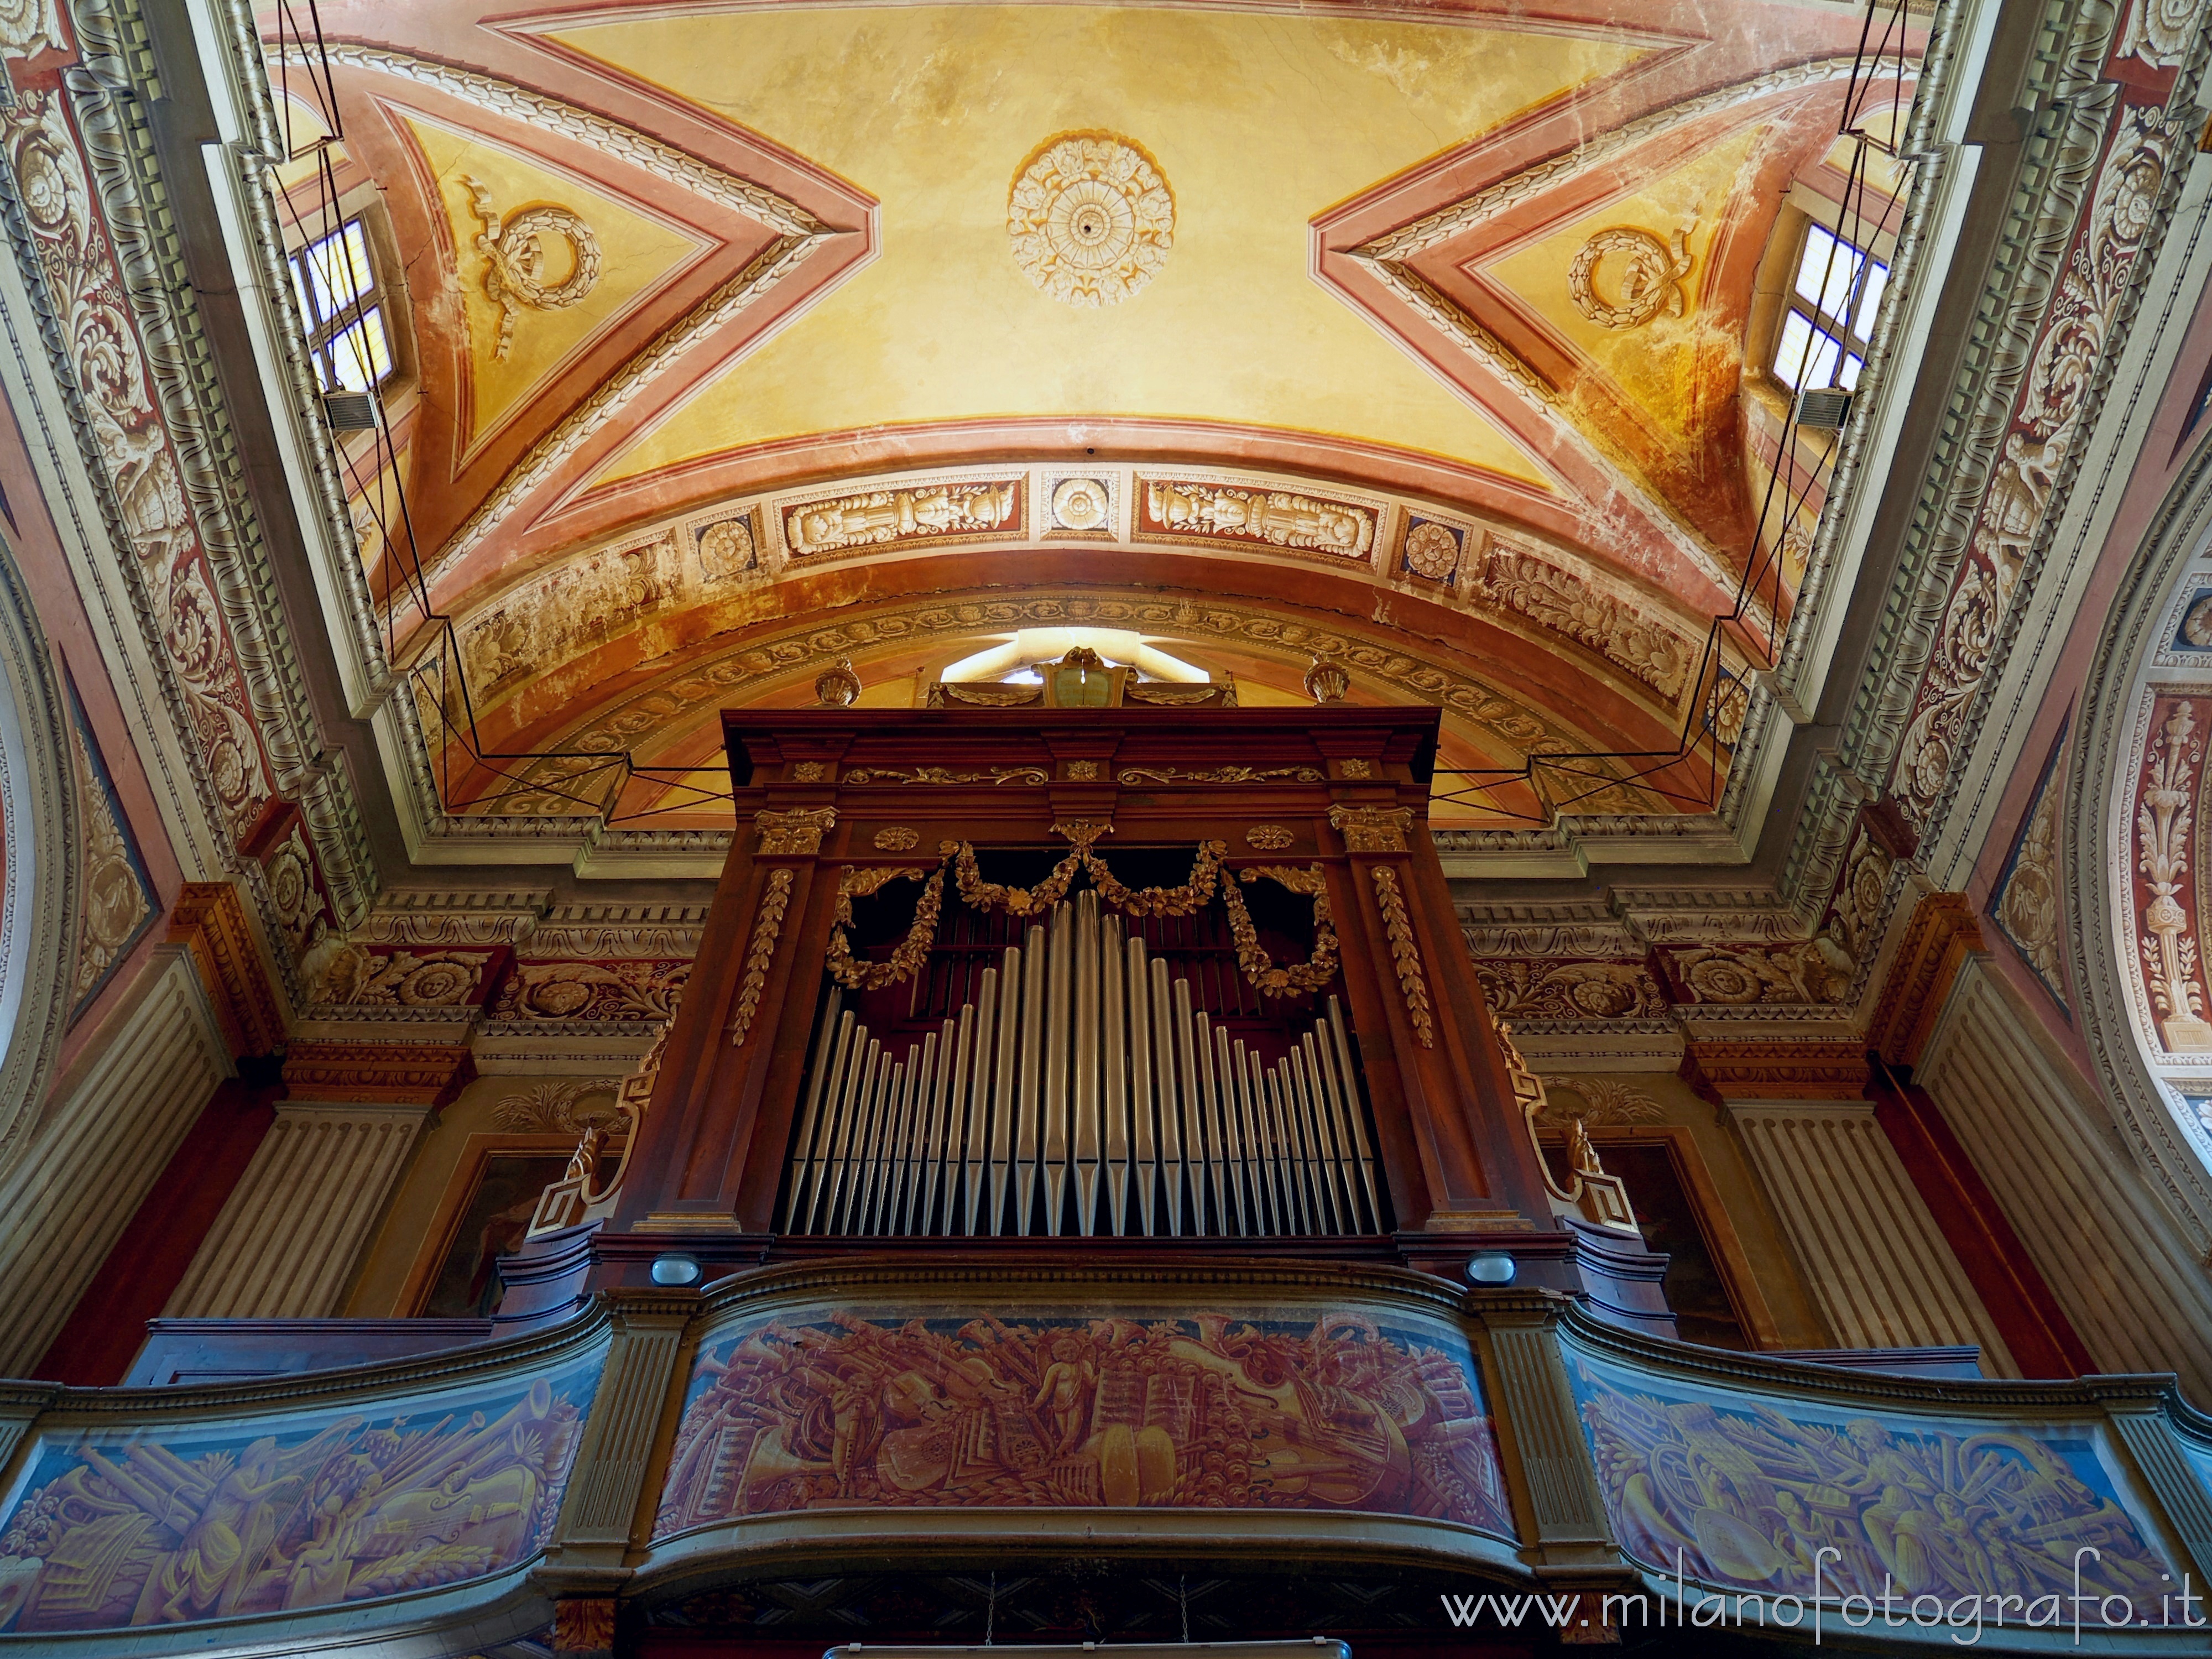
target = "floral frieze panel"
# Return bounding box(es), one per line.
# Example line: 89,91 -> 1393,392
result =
0,1355 -> 601,1633
487,957 -> 690,1022
1568,1348 -> 2179,1613
2131,691 -> 2212,1050
1891,106 -> 2184,833
1474,957 -> 1670,1023
657,1306 -> 1510,1537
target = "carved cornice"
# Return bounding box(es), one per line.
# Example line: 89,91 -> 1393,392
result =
1681,1036 -> 1870,1102
1866,891 -> 1987,1067
166,881 -> 288,1058
280,1040 -> 477,1107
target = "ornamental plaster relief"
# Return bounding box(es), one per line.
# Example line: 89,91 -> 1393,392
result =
0,91 -> 275,851
1891,106 -> 2184,833
63,690 -> 152,1018
486,588 -> 1662,819
425,460 -> 1707,766
1991,721 -> 2069,1009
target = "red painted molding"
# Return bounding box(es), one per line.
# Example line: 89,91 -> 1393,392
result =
33,1073 -> 281,1385
1865,1057 -> 2095,1379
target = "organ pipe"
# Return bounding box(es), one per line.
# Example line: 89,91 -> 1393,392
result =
782,889 -> 1386,1238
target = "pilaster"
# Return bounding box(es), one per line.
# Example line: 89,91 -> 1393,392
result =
1721,1097 -> 2016,1370
164,1101 -> 434,1318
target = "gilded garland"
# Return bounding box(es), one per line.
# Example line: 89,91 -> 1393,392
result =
824,834 -> 1336,998
728,868 -> 795,1047
1368,864 -> 1436,1047
825,865 -> 945,990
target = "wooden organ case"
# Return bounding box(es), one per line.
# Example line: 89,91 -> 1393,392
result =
586,705 -> 1673,1332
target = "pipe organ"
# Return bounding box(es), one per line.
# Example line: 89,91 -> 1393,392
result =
588,703 -> 1672,1342
782,890 -> 1386,1238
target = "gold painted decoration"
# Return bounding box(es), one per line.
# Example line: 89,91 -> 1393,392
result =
1329,803 -> 1415,852
1566,225 -> 1692,329
1118,763 -> 1323,785
1224,866 -> 1339,997
1007,131 -> 1175,308
931,682 -> 1044,708
464,176 -> 603,359
873,826 -> 921,851
1369,864 -> 1435,1046
728,868 -> 795,1047
844,764 -> 1051,785
1245,824 -> 1294,850
756,806 -> 837,854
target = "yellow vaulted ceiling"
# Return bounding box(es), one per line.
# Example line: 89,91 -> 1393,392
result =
555,5 -> 1646,490
397,109 -> 709,460
1483,128 -> 1764,455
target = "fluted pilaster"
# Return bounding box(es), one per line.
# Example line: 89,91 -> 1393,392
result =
1725,1098 -> 2017,1373
0,947 -> 229,1374
166,1102 -> 430,1318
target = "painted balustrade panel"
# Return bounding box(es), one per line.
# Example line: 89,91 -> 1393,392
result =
655,1302 -> 1511,1537
1564,1340 -> 2189,1625
0,1346 -> 605,1635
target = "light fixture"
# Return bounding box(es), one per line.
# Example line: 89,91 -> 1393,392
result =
1467,1251 -> 1516,1285
650,1252 -> 702,1286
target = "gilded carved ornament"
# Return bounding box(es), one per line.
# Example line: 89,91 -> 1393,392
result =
1329,803 -> 1415,853
755,806 -> 837,855
1367,864 -> 1435,1048
727,869 -> 796,1048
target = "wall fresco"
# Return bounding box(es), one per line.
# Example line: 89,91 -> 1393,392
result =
1567,1350 -> 2177,1609
656,1310 -> 1509,1537
0,1356 -> 600,1632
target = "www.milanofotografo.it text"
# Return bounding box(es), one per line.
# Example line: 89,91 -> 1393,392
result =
1441,1550 -> 2208,1645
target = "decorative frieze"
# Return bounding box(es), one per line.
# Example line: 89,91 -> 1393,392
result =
2134,697 -> 2212,1048
1135,477 -> 1376,560
783,479 -> 1022,561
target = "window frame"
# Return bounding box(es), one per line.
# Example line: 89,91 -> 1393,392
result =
1769,219 -> 1887,397
285,212 -> 401,395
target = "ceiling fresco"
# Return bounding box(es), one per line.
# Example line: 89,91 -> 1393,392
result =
270,0 -> 1918,831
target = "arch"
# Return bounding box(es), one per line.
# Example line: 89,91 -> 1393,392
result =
0,530 -> 78,1180
2067,436 -> 2212,1254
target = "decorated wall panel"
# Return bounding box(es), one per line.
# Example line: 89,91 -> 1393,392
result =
655,1301 -> 1512,1538
0,1344 -> 604,1634
1564,1338 -> 2189,1621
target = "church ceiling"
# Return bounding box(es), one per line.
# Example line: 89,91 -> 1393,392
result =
275,0 -> 1916,829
